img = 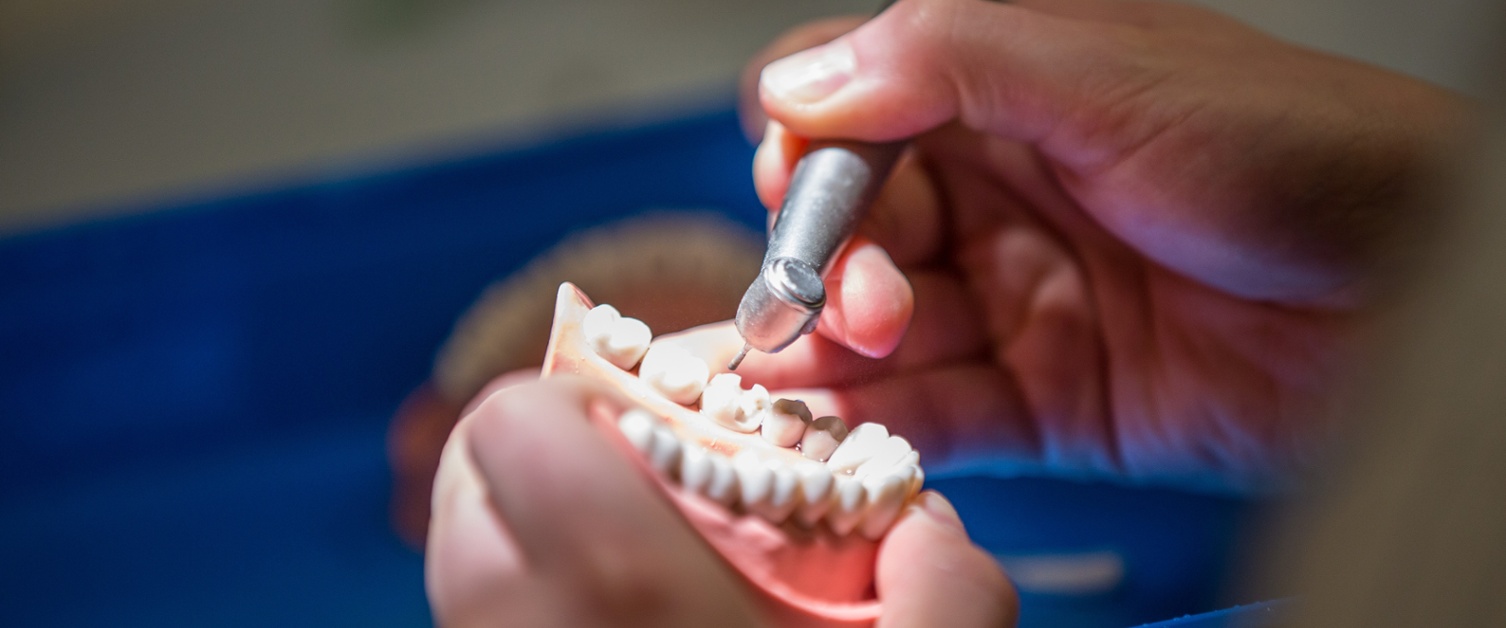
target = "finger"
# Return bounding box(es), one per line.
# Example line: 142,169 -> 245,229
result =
462,377 -> 705,573
758,0 -> 1142,146
657,269 -> 987,389
426,408 -> 530,624
755,130 -> 948,265
876,492 -> 1018,628
739,16 -> 868,141
460,368 -> 542,417
817,237 -> 914,358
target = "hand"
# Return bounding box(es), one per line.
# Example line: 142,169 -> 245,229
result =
704,0 -> 1468,490
425,376 -> 1016,627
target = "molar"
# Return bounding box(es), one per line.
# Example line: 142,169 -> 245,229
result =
800,415 -> 849,462
700,374 -> 764,433
853,436 -> 916,478
638,344 -> 710,405
581,304 -> 652,370
763,399 -> 812,448
825,423 -> 890,473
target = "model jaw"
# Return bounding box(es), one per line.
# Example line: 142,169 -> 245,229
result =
541,283 -> 927,625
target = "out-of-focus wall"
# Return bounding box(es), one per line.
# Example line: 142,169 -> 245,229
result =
0,0 -> 1496,233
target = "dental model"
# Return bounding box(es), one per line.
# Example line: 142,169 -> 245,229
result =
543,282 -> 925,626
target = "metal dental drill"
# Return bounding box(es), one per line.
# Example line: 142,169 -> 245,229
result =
728,140 -> 904,370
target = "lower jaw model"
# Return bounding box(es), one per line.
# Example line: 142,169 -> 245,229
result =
543,282 -> 925,627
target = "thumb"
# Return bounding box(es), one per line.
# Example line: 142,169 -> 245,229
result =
758,0 -> 1132,145
876,491 -> 1018,627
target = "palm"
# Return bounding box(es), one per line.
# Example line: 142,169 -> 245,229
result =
860,130 -> 1350,490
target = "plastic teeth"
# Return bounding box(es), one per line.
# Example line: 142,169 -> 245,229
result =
701,373 -> 764,433
800,415 -> 849,462
825,423 -> 890,473
581,304 -> 652,370
638,344 -> 710,405
616,407 -> 921,537
763,399 -> 812,448
583,301 -> 922,537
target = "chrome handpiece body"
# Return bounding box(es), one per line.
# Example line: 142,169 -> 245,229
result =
730,139 -> 903,369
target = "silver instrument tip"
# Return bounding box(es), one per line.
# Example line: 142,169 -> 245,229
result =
727,343 -> 752,371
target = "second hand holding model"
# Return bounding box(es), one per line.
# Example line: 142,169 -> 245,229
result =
728,139 -> 904,370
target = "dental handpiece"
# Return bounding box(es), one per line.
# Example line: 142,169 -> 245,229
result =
728,139 -> 904,370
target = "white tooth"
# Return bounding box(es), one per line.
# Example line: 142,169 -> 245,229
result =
908,464 -> 926,495
733,451 -> 772,510
703,452 -> 738,505
739,384 -> 773,432
638,344 -> 709,405
859,471 -> 911,540
762,399 -> 811,448
701,374 -> 759,433
680,446 -> 713,493
826,423 -> 889,473
582,304 -> 621,351
794,460 -> 834,527
801,415 -> 849,462
646,426 -> 681,476
616,409 -> 656,453
827,475 -> 867,536
582,304 -> 652,370
853,436 -> 915,478
763,460 -> 800,523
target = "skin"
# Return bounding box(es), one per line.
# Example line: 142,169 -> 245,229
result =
427,0 -> 1469,624
426,376 -> 1016,627
668,0 -> 1468,490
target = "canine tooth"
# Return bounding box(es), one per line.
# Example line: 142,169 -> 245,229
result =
827,475 -> 867,536
616,409 -> 657,453
733,451 -> 773,509
853,436 -> 915,478
762,399 -> 812,448
701,374 -> 760,433
703,452 -> 738,505
582,305 -> 651,370
826,423 -> 889,473
859,472 -> 911,540
646,426 -> 681,476
794,461 -> 834,527
801,415 -> 849,462
639,344 -> 709,405
680,446 -> 713,493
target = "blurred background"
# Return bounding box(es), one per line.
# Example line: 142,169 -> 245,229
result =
0,0 -> 1495,232
0,0 -> 1497,626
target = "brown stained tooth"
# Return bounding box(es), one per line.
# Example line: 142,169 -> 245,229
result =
763,399 -> 812,448
800,416 -> 849,462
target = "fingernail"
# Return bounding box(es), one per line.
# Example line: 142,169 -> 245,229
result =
760,40 -> 856,104
918,492 -> 967,535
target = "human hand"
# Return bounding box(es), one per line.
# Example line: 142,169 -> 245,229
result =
709,0 -> 1469,490
425,376 -> 1016,627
